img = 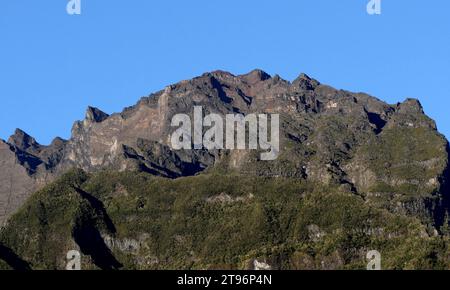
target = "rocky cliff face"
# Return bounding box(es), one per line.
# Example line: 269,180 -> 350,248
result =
0,69 -> 448,229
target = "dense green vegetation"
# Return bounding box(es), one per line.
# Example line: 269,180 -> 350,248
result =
362,127 -> 447,188
1,168 -> 449,270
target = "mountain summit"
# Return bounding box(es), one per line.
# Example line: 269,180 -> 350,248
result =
0,70 -> 449,269
1,69 -> 448,225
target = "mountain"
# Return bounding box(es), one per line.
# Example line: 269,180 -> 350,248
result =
0,69 -> 449,270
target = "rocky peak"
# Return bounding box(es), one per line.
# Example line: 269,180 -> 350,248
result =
208,70 -> 236,80
292,73 -> 320,90
7,129 -> 40,152
85,106 -> 109,123
49,137 -> 67,149
240,69 -> 272,84
396,98 -> 424,114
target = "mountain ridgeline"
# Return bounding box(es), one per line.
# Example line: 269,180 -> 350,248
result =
0,70 -> 449,270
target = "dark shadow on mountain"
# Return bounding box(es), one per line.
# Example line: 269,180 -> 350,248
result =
74,187 -> 116,234
72,221 -> 122,270
131,139 -> 213,178
444,143 -> 450,212
72,187 -> 122,270
236,88 -> 252,106
180,160 -> 208,177
433,142 -> 450,231
366,111 -> 387,134
11,146 -> 43,176
138,162 -> 173,177
0,244 -> 31,271
210,76 -> 233,103
138,158 -> 208,179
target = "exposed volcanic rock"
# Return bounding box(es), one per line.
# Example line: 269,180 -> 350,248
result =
85,106 -> 110,123
0,69 -> 448,229
8,129 -> 41,154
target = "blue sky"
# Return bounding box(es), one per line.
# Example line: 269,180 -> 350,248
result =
1,0 -> 449,144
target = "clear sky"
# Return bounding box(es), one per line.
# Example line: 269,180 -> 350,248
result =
1,0 -> 449,144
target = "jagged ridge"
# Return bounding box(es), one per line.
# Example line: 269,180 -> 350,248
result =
0,69 -> 448,241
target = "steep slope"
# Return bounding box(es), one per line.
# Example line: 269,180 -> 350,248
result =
1,169 -> 449,270
0,131 -> 66,226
